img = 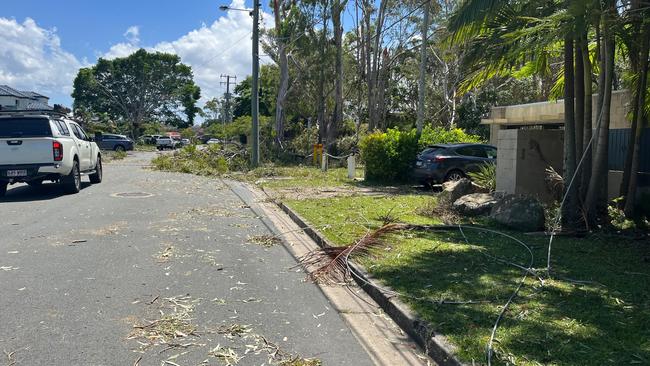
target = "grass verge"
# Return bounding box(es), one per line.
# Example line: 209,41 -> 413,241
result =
103,150 -> 128,162
287,195 -> 650,365
236,165 -> 364,190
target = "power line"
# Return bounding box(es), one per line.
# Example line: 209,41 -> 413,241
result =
193,31 -> 253,70
220,74 -> 237,123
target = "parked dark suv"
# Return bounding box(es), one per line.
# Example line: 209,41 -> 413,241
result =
412,143 -> 497,184
95,133 -> 134,151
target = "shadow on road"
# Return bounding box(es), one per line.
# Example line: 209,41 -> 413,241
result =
1,182 -> 91,203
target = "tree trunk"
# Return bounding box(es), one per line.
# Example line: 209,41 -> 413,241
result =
574,36 -> 585,167
416,0 -> 432,135
364,1 -> 375,131
586,7 -> 615,221
330,0 -> 347,147
623,24 -> 650,216
366,0 -> 388,131
620,0 -> 644,201
581,35 -> 593,201
275,42 -> 289,145
562,35 -> 580,229
317,2 -> 329,143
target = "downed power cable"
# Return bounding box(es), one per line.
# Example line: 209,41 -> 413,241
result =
299,223 -> 537,365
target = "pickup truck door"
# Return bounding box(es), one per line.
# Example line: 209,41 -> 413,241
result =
70,123 -> 92,170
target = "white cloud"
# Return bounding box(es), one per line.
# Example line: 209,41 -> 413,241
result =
124,25 -> 140,44
0,0 -> 274,108
103,0 -> 274,104
103,25 -> 140,59
0,17 -> 83,104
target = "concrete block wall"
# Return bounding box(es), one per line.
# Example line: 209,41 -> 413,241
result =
591,90 -> 632,129
496,129 -> 564,202
496,129 -> 518,194
514,130 -> 564,202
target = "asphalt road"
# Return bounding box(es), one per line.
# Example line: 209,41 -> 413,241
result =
0,152 -> 375,366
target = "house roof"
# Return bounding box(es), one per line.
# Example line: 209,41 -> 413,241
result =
21,91 -> 48,99
25,101 -> 53,110
0,85 -> 30,98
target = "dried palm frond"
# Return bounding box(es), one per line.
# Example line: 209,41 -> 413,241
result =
300,223 -> 451,284
545,166 -> 564,201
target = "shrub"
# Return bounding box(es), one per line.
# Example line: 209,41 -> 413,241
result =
360,129 -> 419,182
418,126 -> 484,149
467,163 -> 496,192
360,126 -> 484,183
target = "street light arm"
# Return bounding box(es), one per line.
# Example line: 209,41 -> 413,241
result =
219,5 -> 253,12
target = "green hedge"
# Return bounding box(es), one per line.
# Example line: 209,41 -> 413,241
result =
360,126 -> 484,182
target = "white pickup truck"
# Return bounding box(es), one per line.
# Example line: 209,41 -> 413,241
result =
0,111 -> 103,197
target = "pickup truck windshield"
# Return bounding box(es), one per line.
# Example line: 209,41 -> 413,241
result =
0,117 -> 52,138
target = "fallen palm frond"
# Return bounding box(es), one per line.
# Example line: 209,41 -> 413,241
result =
300,223 -> 453,284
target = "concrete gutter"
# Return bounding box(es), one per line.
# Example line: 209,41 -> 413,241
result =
276,200 -> 467,366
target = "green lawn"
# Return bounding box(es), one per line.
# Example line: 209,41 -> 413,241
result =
242,165 -> 364,190
288,195 -> 650,366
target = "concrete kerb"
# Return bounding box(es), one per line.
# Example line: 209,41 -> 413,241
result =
276,200 -> 467,366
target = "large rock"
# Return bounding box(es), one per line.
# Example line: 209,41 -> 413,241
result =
439,178 -> 473,204
453,193 -> 499,216
490,195 -> 545,232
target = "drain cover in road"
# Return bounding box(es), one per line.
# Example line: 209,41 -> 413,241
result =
111,192 -> 154,198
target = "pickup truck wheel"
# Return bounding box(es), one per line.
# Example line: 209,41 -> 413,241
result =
0,183 -> 6,197
62,160 -> 81,194
89,155 -> 103,184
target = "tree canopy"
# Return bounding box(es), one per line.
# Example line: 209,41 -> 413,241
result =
72,49 -> 201,136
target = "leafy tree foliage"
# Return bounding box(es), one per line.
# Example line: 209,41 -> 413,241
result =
72,49 -> 201,136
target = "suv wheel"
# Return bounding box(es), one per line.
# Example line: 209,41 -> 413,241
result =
114,145 -> 126,152
62,160 -> 81,194
0,182 -> 7,197
445,170 -> 465,182
89,155 -> 103,184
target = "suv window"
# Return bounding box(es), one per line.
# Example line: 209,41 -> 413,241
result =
456,146 -> 489,158
484,146 -> 497,159
0,117 -> 52,138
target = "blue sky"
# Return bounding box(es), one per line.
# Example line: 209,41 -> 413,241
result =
0,0 -> 274,107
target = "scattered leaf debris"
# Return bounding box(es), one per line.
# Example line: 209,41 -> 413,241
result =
217,323 -> 252,339
247,235 -> 282,248
128,295 -> 200,347
156,246 -> 175,263
209,345 -> 243,365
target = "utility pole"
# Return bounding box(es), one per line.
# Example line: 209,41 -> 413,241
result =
218,1 -> 260,167
220,74 -> 237,124
251,0 -> 260,167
